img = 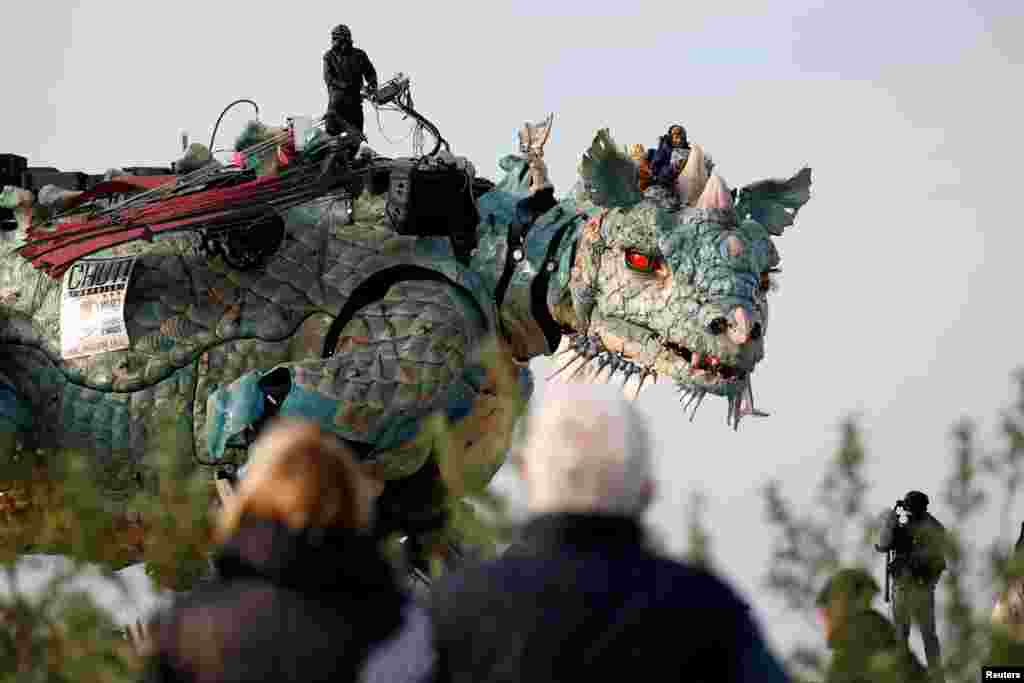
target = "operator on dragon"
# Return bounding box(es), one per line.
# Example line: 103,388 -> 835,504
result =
324,24 -> 378,139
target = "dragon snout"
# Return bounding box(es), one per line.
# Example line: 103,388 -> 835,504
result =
726,306 -> 762,346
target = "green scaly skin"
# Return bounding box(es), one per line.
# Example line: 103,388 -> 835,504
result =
0,125 -> 812,569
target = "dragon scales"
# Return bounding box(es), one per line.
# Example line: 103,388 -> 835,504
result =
0,124 -> 812,572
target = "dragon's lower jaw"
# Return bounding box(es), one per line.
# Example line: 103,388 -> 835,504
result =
549,324 -> 766,429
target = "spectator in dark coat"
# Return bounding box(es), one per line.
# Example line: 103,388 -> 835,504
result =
816,568 -> 928,683
378,382 -> 789,682
142,418 -> 405,683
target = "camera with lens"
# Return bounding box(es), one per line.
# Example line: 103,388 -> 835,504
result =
893,499 -> 911,526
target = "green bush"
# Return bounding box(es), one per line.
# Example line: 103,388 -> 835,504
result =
762,369 -> 1024,681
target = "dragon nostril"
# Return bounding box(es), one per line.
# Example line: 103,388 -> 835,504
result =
706,318 -> 728,335
750,323 -> 763,340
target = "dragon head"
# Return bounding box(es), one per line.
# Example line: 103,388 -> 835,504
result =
552,129 -> 812,429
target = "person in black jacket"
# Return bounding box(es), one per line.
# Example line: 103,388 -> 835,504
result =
324,24 -> 378,138
875,490 -> 948,679
142,418 -> 404,683
379,382 -> 789,682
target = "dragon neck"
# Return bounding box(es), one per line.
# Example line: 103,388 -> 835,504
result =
472,182 -> 584,361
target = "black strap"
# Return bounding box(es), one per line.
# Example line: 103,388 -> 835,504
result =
492,212 -> 527,340
492,188 -> 559,341
530,209 -> 579,352
321,265 -> 456,359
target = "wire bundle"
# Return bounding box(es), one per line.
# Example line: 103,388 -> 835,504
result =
18,133 -> 379,278
16,79 -> 451,279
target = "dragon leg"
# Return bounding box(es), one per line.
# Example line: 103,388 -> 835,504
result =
204,277 -> 517,575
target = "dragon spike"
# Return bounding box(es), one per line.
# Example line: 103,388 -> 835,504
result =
681,388 -> 700,413
633,368 -> 652,400
603,352 -> 624,383
689,390 -> 707,422
553,340 -> 576,359
619,362 -> 638,386
593,352 -> 614,379
568,354 -> 596,382
547,351 -> 585,380
554,333 -> 587,359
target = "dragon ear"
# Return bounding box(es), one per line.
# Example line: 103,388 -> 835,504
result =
578,129 -> 643,209
735,167 -> 812,235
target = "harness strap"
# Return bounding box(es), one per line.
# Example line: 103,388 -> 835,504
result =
530,208 -> 580,353
492,212 -> 527,340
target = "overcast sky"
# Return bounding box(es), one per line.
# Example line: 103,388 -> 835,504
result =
2,0 -> 1023,663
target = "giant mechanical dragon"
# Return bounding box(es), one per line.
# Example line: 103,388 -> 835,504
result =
0,75 -> 812,577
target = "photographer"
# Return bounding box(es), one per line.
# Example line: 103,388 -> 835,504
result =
875,490 -> 948,680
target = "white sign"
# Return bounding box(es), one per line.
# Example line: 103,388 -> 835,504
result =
60,256 -> 137,359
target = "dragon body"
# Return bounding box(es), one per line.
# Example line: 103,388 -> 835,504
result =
0,121 -> 811,573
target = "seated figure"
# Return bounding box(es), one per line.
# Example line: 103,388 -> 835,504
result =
650,124 -> 714,206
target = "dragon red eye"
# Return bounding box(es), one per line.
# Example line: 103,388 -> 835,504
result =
625,250 -> 655,272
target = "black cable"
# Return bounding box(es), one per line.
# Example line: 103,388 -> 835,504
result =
367,77 -> 448,157
209,99 -> 260,155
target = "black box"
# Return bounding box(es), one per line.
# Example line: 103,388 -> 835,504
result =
386,158 -> 474,235
0,153 -> 27,187
21,169 -> 88,191
384,157 -> 479,262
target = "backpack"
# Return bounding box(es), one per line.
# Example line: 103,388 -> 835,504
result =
902,516 -> 947,581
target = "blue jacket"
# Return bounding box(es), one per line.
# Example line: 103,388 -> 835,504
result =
651,135 -> 686,184
373,512 -> 790,682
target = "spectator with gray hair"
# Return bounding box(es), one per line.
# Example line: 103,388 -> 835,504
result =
367,381 -> 790,682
